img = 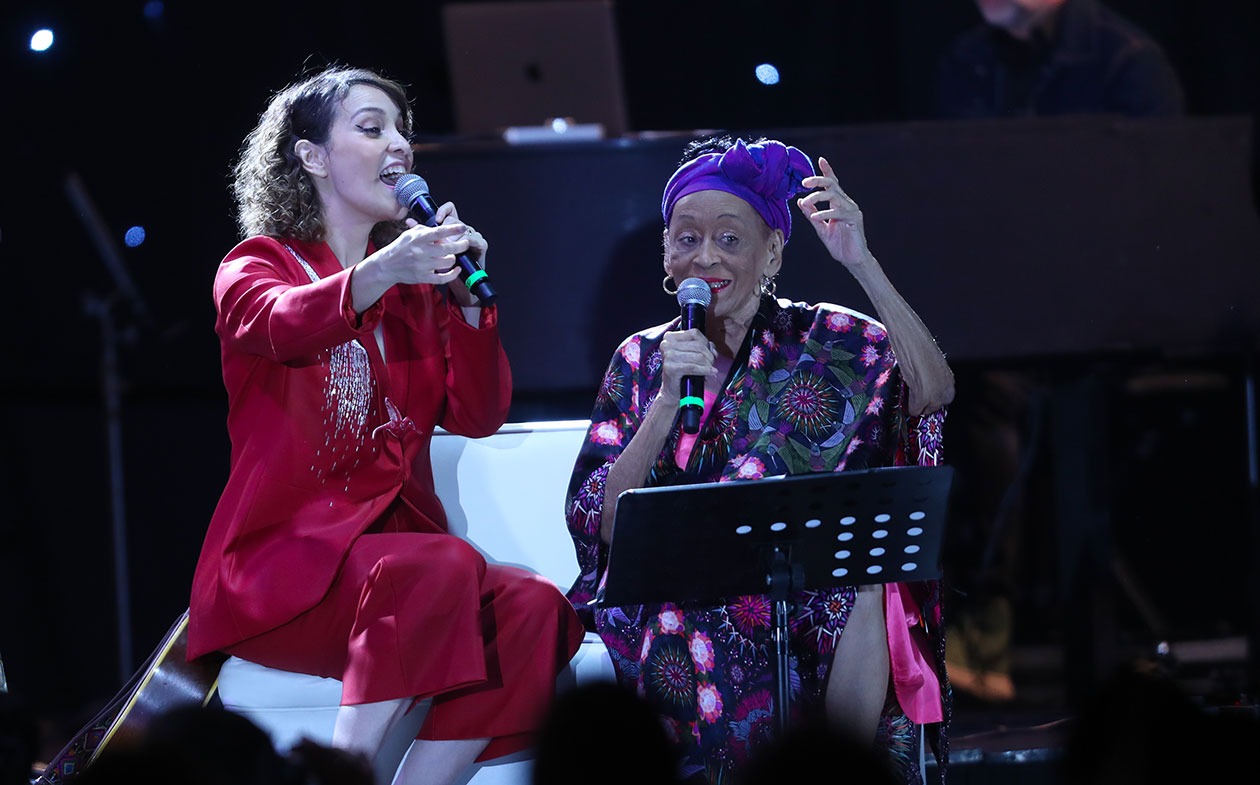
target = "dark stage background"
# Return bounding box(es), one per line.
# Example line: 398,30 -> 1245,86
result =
2,0 -> 1259,748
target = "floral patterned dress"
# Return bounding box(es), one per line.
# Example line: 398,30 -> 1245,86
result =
564,295 -> 949,784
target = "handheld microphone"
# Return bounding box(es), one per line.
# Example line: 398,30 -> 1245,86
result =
676,277 -> 712,434
393,173 -> 498,305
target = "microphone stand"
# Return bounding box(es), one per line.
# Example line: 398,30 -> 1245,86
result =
66,172 -> 151,685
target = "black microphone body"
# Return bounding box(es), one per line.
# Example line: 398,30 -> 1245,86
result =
676,278 -> 712,434
393,174 -> 498,305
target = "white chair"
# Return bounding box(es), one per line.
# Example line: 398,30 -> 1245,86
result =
214,420 -> 612,785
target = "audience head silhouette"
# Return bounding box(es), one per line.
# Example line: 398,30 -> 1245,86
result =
72,705 -> 373,785
1059,662 -> 1259,784
532,680 -> 680,785
732,718 -> 900,785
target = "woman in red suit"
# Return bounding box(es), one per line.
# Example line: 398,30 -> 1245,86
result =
186,65 -> 584,785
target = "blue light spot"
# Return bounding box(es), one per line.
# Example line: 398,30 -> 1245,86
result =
124,226 -> 147,247
144,1 -> 166,20
30,29 -> 55,52
755,63 -> 780,86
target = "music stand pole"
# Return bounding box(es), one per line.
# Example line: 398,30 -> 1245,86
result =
598,465 -> 954,737
768,546 -> 804,733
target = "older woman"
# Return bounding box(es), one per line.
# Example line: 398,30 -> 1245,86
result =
564,136 -> 954,784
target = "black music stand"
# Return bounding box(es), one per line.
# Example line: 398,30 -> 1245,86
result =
597,465 -> 953,734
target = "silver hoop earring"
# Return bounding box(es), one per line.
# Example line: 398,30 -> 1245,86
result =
759,274 -> 777,298
662,275 -> 679,296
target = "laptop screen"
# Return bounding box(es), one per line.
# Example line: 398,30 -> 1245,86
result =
442,0 -> 630,137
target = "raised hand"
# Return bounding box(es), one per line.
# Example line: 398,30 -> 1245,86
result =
797,156 -> 873,270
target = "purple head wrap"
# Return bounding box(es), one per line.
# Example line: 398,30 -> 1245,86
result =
661,138 -> 815,244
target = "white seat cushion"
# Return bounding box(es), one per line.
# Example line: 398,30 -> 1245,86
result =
217,632 -> 611,785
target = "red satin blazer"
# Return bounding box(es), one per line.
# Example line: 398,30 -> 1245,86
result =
187,236 -> 511,660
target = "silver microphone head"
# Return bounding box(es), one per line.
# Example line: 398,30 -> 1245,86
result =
393,173 -> 429,208
676,277 -> 712,309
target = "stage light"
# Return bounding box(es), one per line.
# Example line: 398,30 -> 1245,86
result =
754,63 -> 780,86
144,1 -> 166,20
124,226 -> 147,248
29,29 -> 54,53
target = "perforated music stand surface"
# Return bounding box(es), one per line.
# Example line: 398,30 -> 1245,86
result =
597,465 -> 953,608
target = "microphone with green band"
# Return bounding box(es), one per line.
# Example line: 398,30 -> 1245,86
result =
394,173 -> 498,305
676,277 -> 711,434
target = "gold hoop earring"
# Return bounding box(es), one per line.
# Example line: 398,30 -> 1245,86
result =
759,274 -> 777,298
662,275 -> 679,296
